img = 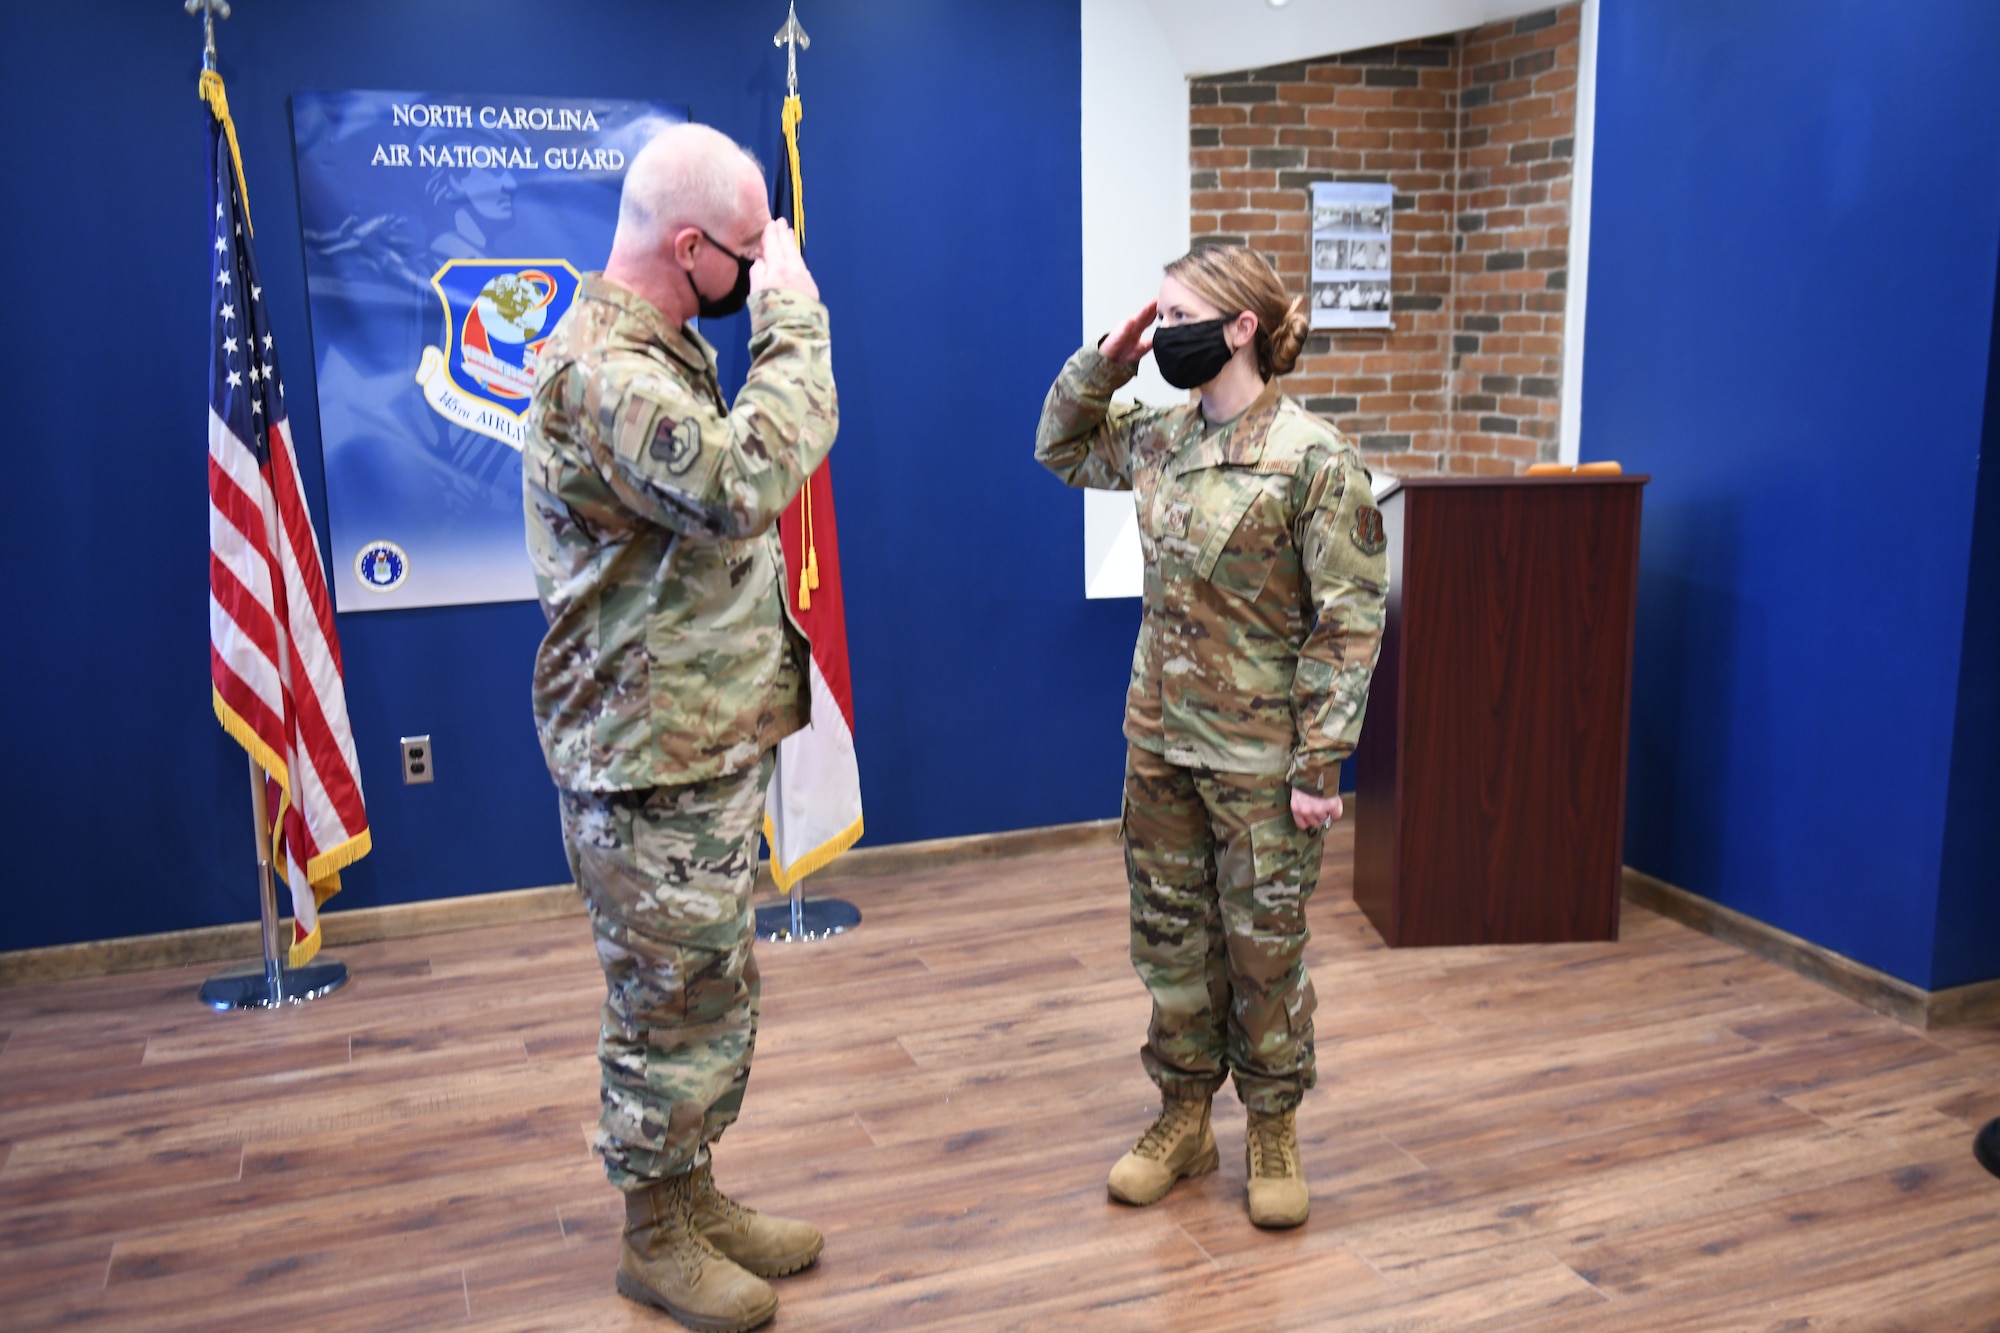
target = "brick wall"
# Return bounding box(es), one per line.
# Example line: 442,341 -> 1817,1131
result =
1188,6 -> 1580,477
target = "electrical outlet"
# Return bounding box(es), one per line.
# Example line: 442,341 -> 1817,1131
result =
401,735 -> 434,785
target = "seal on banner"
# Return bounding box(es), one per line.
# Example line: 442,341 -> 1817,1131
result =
415,258 -> 582,450
354,539 -> 411,593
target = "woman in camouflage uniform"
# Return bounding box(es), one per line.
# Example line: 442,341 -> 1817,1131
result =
1036,245 -> 1389,1229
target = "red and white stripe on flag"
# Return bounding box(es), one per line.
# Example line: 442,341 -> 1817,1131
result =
765,462 -> 863,888
204,71 -> 370,965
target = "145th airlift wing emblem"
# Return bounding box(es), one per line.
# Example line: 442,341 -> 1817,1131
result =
1351,503 -> 1387,557
415,258 -> 581,450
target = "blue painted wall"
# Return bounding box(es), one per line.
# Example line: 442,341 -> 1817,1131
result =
0,0 -> 1123,954
1586,0 -> 2000,988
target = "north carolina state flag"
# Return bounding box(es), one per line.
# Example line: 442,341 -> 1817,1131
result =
765,460 -> 863,887
762,86 -> 862,886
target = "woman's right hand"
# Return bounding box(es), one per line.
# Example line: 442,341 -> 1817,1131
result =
1099,300 -> 1158,366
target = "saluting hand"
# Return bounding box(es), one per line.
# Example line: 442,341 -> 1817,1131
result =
750,218 -> 819,302
1291,787 -> 1344,833
1100,300 -> 1157,366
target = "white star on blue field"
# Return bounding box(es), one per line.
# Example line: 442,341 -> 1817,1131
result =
210,132 -> 288,463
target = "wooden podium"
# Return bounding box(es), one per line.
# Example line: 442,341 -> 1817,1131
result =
1352,474 -> 1647,946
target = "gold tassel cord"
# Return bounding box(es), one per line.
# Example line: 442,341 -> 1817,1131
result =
806,474 -> 820,594
197,69 -> 253,235
782,93 -> 805,249
783,92 -> 818,611
797,476 -> 815,610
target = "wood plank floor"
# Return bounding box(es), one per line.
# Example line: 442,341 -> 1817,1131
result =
3,829 -> 1997,1331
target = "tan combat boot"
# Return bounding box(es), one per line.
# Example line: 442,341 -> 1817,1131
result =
617,1173 -> 779,1332
689,1158 -> 825,1277
1244,1107 -> 1309,1228
1107,1093 -> 1217,1205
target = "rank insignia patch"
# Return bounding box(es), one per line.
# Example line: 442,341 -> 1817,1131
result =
649,416 -> 702,474
1161,501 -> 1192,538
1350,504 -> 1387,556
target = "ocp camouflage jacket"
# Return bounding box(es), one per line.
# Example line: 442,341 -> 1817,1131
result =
524,276 -> 837,791
1036,347 -> 1388,793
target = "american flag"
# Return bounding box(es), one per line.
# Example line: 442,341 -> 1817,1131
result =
202,72 -> 370,965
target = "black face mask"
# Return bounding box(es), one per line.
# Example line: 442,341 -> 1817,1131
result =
685,230 -> 754,319
1150,317 -> 1236,390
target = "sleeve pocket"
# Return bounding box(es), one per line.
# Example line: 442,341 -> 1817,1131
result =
609,387 -> 727,512
1311,465 -> 1390,593
611,391 -> 664,462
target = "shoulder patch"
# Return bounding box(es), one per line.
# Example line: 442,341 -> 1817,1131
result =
648,416 -> 702,475
1350,504 -> 1387,557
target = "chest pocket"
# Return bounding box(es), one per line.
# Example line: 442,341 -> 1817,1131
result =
1188,470 -> 1287,603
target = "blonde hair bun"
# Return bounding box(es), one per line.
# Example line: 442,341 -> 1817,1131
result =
1267,295 -> 1310,378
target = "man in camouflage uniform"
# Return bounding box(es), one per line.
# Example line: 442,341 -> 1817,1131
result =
1036,271 -> 1388,1229
524,123 -> 836,1333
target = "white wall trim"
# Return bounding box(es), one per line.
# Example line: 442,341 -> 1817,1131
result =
1079,0 -> 1187,598
1557,0 -> 1598,466
1145,0 -> 1578,80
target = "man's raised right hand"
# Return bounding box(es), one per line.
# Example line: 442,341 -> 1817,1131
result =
749,218 -> 819,302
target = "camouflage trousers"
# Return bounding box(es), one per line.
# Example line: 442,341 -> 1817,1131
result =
557,751 -> 774,1192
1123,743 -> 1322,1115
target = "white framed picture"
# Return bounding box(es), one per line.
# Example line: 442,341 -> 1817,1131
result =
1310,181 -> 1395,330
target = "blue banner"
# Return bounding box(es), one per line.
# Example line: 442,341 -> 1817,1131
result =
291,90 -> 686,611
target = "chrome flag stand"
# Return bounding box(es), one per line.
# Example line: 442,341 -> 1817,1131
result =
755,880 -> 861,943
199,756 -> 349,1009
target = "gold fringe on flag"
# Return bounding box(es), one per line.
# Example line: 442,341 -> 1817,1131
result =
213,688 -> 371,966
269,781 -> 370,968
762,809 -> 864,892
197,69 -> 253,235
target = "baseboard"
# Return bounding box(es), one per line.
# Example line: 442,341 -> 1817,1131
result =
0,885 -> 587,991
762,816 -> 1118,888
0,818 -> 1121,990
1622,867 -> 2000,1030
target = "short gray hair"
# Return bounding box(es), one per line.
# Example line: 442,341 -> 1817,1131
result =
615,123 -> 764,249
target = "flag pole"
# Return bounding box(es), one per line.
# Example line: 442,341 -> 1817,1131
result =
200,757 -> 350,1009
754,2 -> 862,945
183,0 -> 228,72
186,0 -> 350,1008
249,755 -> 283,994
